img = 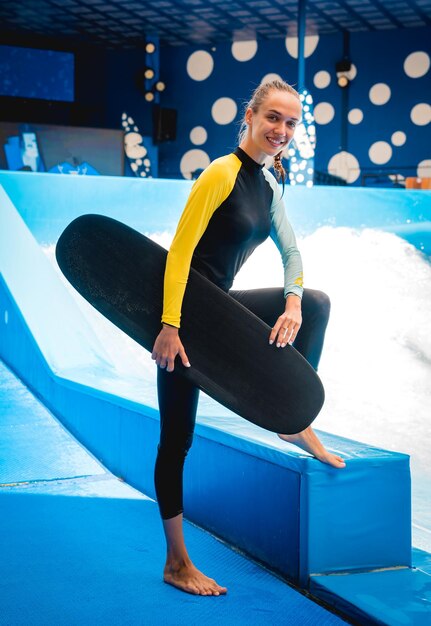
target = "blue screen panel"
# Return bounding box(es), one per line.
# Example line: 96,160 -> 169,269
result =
0,45 -> 74,102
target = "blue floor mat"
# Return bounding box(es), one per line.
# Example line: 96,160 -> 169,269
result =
0,361 -> 346,625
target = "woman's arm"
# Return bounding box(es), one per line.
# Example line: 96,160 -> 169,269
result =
268,293 -> 302,348
264,169 -> 304,347
162,155 -> 241,328
152,154 -> 241,372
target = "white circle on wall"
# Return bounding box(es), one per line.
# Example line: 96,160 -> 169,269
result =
314,102 -> 335,124
417,159 -> 431,177
261,73 -> 283,84
410,103 -> 431,125
328,151 -> 360,183
285,35 -> 319,59
313,70 -> 331,88
348,108 -> 363,124
190,126 -> 208,145
180,149 -> 211,179
232,40 -> 258,62
369,141 -> 392,164
404,51 -> 430,78
391,131 -> 406,146
212,97 -> 237,125
369,83 -> 391,105
346,63 -> 357,81
187,50 -> 214,81
124,132 -> 147,159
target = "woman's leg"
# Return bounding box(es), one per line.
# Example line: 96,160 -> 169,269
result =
155,367 -> 227,595
230,287 -> 330,370
293,288 -> 331,371
155,367 -> 198,521
230,287 -> 345,468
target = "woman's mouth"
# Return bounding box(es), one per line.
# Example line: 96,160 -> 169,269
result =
266,136 -> 286,148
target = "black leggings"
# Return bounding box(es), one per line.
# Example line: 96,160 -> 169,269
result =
154,287 -> 330,520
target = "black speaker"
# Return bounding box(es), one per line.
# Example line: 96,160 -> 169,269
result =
153,106 -> 177,143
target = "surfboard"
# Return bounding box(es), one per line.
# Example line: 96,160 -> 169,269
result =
55,214 -> 324,434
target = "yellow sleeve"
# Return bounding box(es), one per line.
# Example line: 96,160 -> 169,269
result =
162,154 -> 241,327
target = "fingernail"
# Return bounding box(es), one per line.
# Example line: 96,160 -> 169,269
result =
185,362 -> 191,368
281,343 -> 286,348
276,342 -> 280,348
269,340 -> 274,345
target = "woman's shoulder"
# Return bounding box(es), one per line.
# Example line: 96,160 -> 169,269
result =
262,165 -> 278,185
208,152 -> 241,172
262,166 -> 283,201
196,152 -> 242,186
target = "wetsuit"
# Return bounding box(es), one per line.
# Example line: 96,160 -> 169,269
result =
155,147 -> 330,520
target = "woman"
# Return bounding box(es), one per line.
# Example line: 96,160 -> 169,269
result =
151,79 -> 345,597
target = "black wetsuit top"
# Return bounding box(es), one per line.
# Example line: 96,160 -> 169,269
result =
162,146 -> 303,327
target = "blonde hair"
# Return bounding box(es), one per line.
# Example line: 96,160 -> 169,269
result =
238,79 -> 300,186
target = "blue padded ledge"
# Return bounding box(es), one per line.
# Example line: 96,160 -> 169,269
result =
310,566 -> 431,625
0,184 -> 413,597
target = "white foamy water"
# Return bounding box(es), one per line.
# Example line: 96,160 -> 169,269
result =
44,227 -> 431,550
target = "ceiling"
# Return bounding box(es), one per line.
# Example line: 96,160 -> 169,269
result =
0,0 -> 430,49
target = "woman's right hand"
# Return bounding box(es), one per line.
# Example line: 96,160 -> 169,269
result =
151,324 -> 191,373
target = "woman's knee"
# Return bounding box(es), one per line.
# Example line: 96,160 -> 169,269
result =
158,429 -> 194,460
316,290 -> 331,318
305,289 -> 331,322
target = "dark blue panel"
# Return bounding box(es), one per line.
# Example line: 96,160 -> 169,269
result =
0,45 -> 74,102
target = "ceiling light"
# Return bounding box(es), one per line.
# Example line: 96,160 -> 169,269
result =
144,66 -> 155,80
337,74 -> 349,88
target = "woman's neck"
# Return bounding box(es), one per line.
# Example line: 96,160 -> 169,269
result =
238,139 -> 266,165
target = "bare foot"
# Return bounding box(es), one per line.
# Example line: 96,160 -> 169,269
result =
164,559 -> 227,596
278,426 -> 346,469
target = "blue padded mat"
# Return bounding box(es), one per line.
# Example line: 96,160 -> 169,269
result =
310,567 -> 431,626
0,361 -> 346,625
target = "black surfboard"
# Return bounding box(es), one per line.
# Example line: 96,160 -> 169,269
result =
56,214 -> 324,434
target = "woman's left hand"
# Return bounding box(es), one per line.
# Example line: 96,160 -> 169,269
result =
269,294 -> 302,348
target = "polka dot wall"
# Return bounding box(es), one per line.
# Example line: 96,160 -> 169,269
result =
159,27 -> 430,184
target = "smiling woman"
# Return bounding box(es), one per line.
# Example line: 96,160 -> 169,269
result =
151,79 -> 344,596
238,79 -> 302,188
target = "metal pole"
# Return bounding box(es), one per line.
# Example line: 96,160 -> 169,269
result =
340,31 -> 350,151
297,0 -> 306,90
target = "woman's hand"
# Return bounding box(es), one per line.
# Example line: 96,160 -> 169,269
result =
151,324 -> 191,373
269,294 -> 302,348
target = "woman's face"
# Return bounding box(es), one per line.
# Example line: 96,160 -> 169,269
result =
244,90 -> 302,162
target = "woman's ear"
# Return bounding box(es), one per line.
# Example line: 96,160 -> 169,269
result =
245,107 -> 253,126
